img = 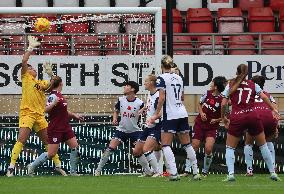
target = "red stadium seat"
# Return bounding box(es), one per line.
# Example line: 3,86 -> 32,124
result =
173,35 -> 192,44
61,14 -> 89,34
62,22 -> 89,33
104,35 -> 131,55
8,36 -> 27,55
207,0 -> 234,11
248,7 -> 275,33
173,44 -> 193,55
279,9 -> 284,32
237,0 -> 264,11
186,8 -> 213,35
261,35 -> 284,55
0,38 -> 6,55
197,36 -> 224,55
135,35 -> 155,55
74,35 -> 101,56
0,14 -> 27,35
170,9 -> 183,22
94,15 -> 121,34
269,0 -> 284,11
41,36 -> 69,55
228,35 -> 256,55
162,9 -> 183,33
218,8 -> 244,33
173,35 -> 193,55
125,14 -> 152,34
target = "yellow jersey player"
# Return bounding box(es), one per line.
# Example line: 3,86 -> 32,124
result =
6,36 -> 66,177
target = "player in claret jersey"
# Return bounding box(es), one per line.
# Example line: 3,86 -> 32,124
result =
28,76 -> 83,176
244,75 -> 279,176
189,76 -> 227,177
95,81 -> 153,176
221,64 -> 281,182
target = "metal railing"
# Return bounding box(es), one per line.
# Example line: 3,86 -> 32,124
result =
2,32 -> 284,55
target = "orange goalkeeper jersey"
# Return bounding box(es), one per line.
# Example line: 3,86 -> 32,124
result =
20,72 -> 50,115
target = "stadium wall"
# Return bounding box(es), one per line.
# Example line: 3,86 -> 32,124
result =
1,55 -> 284,123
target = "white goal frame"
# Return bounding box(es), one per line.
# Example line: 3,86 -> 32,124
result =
0,7 -> 162,74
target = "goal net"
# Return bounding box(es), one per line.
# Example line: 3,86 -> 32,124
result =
0,7 -> 162,176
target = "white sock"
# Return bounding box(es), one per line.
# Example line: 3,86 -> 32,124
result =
154,150 -> 164,173
162,146 -> 177,175
183,144 -> 198,175
267,142 -> 275,167
184,158 -> 191,172
137,154 -> 152,174
145,151 -> 161,174
96,147 -> 113,172
244,144 -> 253,173
259,143 -> 275,173
225,146 -> 235,175
31,152 -> 48,169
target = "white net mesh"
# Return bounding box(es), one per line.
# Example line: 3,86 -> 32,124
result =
0,13 -> 156,56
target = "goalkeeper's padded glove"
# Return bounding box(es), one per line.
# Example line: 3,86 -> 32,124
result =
27,36 -> 40,52
43,61 -> 54,77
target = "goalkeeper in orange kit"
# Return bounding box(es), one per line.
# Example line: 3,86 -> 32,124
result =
6,36 -> 66,177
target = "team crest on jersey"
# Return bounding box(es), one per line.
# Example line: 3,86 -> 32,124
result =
48,96 -> 54,103
53,138 -> 57,143
209,99 -> 215,105
215,102 -> 220,107
156,78 -> 161,85
127,106 -> 132,110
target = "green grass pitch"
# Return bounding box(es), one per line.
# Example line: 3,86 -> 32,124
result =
0,174 -> 283,194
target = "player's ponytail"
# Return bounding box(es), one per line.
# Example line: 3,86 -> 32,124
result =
161,55 -> 173,70
252,75 -> 265,89
229,64 -> 248,96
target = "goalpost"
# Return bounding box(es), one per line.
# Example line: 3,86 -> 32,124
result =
0,7 -> 162,176
0,7 -> 162,74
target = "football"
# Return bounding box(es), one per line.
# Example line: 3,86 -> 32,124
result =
34,17 -> 50,32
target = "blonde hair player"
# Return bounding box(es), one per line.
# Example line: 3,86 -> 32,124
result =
132,74 -> 163,177
147,55 -> 201,181
6,36 -> 66,177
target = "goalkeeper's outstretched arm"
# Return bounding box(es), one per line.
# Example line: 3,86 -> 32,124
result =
21,36 -> 41,75
21,51 -> 32,75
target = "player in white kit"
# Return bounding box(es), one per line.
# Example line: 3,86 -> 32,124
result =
95,81 -> 152,176
132,74 -> 162,177
147,56 -> 201,181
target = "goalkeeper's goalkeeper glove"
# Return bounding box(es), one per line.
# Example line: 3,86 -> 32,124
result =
43,61 -> 54,78
27,36 -> 40,52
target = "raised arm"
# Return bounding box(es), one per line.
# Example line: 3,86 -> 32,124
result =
21,51 -> 32,75
21,36 -> 41,75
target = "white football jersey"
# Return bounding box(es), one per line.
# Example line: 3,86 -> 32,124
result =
145,90 -> 160,128
115,96 -> 144,133
156,72 -> 188,120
